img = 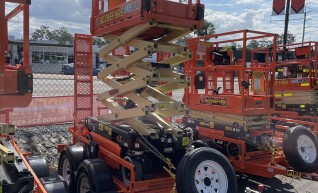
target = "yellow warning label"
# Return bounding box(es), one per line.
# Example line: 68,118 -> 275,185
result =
275,94 -> 282,97
0,185 -> 2,193
300,105 -> 305,108
182,137 -> 190,146
209,122 -> 214,128
283,93 -> 292,97
286,170 -> 301,178
301,83 -> 310,87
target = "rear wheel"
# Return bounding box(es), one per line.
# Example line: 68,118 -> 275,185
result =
283,126 -> 318,172
77,170 -> 92,193
58,153 -> 76,192
176,147 -> 237,193
122,156 -> 142,185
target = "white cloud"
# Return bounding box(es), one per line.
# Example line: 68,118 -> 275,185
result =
5,0 -> 318,43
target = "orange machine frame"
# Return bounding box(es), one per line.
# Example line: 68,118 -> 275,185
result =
252,42 -> 318,134
252,42 -> 318,90
183,30 -> 277,115
0,0 -> 32,108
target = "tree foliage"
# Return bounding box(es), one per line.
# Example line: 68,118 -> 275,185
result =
277,33 -> 296,45
246,33 -> 296,50
31,25 -> 50,40
31,25 -> 73,44
194,20 -> 215,37
93,37 -> 107,47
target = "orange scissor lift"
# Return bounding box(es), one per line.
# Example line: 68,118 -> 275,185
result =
252,41 -> 318,177
182,30 -> 318,181
57,1 -> 237,193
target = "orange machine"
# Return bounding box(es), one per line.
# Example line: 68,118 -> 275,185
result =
252,42 -> 318,137
182,30 -> 318,181
0,0 -> 33,109
58,1 -> 239,193
1,1 -> 68,193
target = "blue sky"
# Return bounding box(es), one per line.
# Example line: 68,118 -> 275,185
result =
5,0 -> 318,42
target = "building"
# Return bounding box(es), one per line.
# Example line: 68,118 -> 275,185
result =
8,37 -> 72,74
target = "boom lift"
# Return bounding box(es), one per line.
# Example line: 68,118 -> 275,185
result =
182,30 -> 318,182
58,1 -> 238,193
1,1 -> 68,193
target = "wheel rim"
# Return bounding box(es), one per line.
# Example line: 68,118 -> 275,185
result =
194,160 -> 228,193
62,158 -> 71,185
79,176 -> 91,193
297,134 -> 317,164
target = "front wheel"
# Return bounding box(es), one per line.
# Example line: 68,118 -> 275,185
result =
283,125 -> 318,172
176,147 -> 237,193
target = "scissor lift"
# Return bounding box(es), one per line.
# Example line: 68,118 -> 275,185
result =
254,42 -> 318,174
182,30 -> 318,181
58,1 -> 237,193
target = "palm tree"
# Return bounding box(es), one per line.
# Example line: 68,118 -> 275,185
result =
195,20 -> 215,37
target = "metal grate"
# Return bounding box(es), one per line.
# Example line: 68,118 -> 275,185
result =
74,34 -> 93,123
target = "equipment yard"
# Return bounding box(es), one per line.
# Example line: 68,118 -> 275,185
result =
2,0 -> 318,193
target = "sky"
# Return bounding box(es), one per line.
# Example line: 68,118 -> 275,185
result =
5,0 -> 318,42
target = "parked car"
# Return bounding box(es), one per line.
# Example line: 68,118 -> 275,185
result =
61,63 -> 102,76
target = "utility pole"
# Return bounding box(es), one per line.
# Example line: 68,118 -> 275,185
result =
283,0 -> 291,46
302,11 -> 307,43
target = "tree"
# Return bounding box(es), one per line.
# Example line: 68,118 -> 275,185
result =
93,37 -> 107,47
31,25 -> 73,44
258,39 -> 273,48
194,20 -> 215,37
247,40 -> 259,50
31,25 -> 50,40
277,33 -> 296,45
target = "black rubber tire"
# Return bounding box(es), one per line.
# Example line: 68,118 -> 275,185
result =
76,159 -> 114,193
122,156 -> 143,185
76,169 -> 93,193
58,153 -> 76,192
176,147 -> 237,193
26,155 -> 50,178
283,125 -> 318,172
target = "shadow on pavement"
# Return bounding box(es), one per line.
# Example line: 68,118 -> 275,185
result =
237,173 -> 297,193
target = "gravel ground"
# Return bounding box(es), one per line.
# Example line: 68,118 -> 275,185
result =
15,123 -> 72,171
14,123 -> 318,193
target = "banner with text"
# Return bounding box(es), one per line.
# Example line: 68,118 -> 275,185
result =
8,96 -> 105,127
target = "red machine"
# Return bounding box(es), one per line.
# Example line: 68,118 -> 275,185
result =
182,30 -> 318,180
0,0 -> 33,109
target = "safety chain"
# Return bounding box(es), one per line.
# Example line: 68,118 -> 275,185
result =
137,134 -> 176,171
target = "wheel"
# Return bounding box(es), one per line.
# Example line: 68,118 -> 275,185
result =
76,159 -> 114,193
26,155 -> 50,178
122,156 -> 142,185
77,170 -> 92,193
283,125 -> 318,172
58,153 -> 75,191
176,147 -> 237,193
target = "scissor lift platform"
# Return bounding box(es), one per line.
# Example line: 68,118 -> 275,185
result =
91,0 -> 204,39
